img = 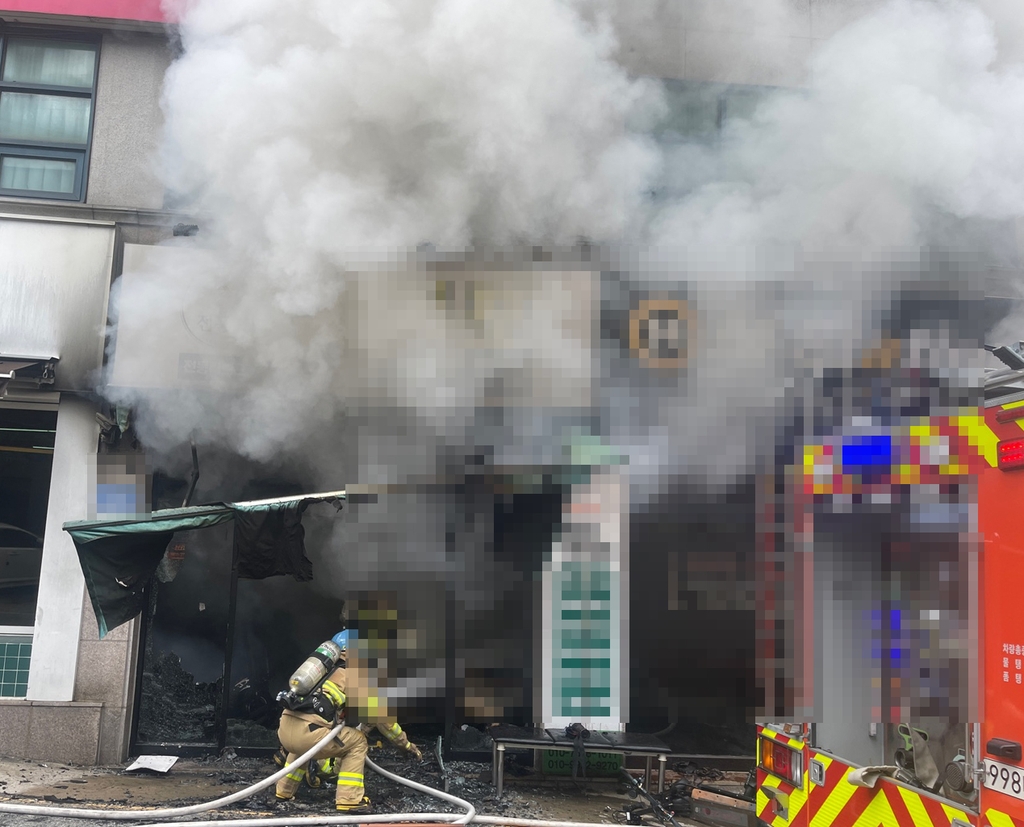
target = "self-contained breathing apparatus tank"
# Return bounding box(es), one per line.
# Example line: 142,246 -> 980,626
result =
277,630 -> 350,710
290,640 -> 343,695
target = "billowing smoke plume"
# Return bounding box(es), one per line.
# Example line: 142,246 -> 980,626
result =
613,0 -> 1024,491
111,0 -> 1024,598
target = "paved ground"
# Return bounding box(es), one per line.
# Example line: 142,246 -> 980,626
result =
0,747 -> 733,827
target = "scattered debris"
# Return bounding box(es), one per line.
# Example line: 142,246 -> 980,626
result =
136,651 -> 220,744
124,756 -> 179,774
616,764 -> 756,827
619,768 -> 684,827
673,761 -> 725,783
450,724 -> 494,753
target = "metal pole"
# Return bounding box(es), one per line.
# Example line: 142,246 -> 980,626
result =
219,538 -> 240,752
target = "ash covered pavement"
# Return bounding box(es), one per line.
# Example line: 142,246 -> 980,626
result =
0,745 -> 651,827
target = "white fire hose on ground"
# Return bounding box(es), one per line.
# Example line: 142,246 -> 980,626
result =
0,723 -> 613,827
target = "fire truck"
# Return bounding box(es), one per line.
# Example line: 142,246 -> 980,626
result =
754,335 -> 1024,827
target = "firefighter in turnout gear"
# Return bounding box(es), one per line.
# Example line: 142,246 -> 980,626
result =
274,629 -> 423,813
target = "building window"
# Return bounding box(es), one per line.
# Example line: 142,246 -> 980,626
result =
0,34 -> 99,201
0,407 -> 56,631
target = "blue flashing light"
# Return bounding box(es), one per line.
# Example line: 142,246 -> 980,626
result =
889,609 -> 901,633
841,434 -> 894,475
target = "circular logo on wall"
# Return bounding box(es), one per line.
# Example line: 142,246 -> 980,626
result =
628,299 -> 690,369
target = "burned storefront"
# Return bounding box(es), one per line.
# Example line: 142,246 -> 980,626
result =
58,226 -> 784,763
88,246 -> 657,756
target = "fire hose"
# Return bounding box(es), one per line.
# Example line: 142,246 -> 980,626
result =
0,723 -> 619,826
0,724 -> 475,824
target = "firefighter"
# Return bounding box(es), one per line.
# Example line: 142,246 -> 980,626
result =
274,629 -> 423,813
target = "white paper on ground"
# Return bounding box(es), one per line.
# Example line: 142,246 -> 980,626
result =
124,755 -> 178,773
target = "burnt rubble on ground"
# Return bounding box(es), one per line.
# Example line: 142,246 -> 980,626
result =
136,651 -> 221,744
250,753 -> 575,818
182,748 -> 616,820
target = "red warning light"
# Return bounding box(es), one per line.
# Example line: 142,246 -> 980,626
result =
997,438 -> 1024,470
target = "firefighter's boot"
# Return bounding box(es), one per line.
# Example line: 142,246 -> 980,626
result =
337,795 -> 372,814
274,756 -> 304,801
334,727 -> 369,809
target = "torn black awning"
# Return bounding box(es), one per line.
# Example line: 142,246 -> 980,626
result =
64,491 -> 345,638
232,500 -> 313,580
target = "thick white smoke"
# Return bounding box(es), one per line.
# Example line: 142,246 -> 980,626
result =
116,0 -> 1024,512
612,0 -> 1024,491
160,0 -> 662,252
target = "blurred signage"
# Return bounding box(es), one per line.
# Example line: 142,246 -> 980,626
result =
629,298 -> 689,369
0,1 -> 171,23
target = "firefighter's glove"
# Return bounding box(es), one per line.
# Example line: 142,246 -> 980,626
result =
382,721 -> 420,759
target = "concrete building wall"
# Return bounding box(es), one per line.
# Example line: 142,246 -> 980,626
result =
0,389 -> 142,765
0,396 -> 116,766
0,21 -> 186,763
74,584 -> 140,763
87,32 -> 173,210
27,397 -> 98,703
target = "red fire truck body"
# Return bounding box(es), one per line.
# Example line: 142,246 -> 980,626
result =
755,395 -> 1024,827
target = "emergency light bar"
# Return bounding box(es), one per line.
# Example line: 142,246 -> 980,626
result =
998,438 -> 1024,471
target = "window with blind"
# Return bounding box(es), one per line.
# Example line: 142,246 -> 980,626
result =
0,34 -> 99,201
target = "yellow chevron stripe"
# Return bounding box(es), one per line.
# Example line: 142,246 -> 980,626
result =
808,767 -> 859,827
757,732 -> 815,827
897,785 -> 936,827
939,802 -> 970,825
987,809 -> 1015,827
784,784 -> 809,827
849,784 -> 899,827
762,774 -> 783,794
760,774 -> 784,826
952,413 -> 999,467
